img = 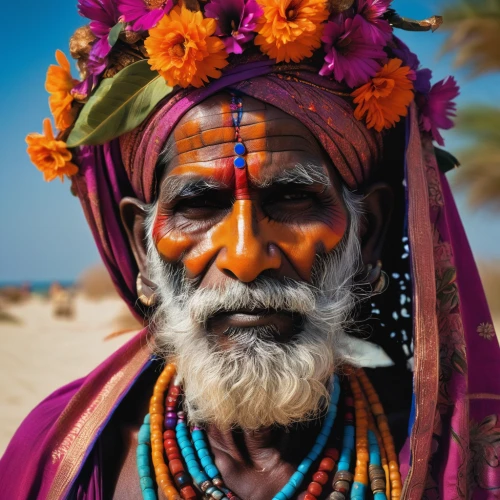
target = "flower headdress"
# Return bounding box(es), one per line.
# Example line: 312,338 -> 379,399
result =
26,0 -> 460,181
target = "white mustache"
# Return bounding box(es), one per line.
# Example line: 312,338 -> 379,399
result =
187,278 -> 317,325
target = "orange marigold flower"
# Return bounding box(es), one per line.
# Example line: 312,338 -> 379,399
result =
45,50 -> 79,131
351,58 -> 415,132
254,0 -> 329,63
26,119 -> 78,182
145,6 -> 229,88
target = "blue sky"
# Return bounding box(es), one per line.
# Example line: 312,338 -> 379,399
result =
1,0 -> 499,282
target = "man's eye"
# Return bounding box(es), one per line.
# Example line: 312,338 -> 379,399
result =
281,192 -> 312,201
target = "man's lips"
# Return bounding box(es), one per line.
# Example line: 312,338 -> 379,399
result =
207,309 -> 303,343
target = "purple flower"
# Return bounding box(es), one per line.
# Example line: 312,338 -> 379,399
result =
419,76 -> 460,146
117,0 -> 174,32
204,0 -> 263,54
356,0 -> 393,45
78,0 -> 119,60
320,15 -> 386,88
392,37 -> 432,94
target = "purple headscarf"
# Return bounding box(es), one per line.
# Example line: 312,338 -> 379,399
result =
2,62 -> 500,499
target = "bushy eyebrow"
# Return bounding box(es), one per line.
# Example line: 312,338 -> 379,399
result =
160,177 -> 228,204
254,163 -> 330,189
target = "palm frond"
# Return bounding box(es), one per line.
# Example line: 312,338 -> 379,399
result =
441,0 -> 500,76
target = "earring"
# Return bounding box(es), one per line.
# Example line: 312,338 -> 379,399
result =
365,260 -> 389,295
136,273 -> 157,307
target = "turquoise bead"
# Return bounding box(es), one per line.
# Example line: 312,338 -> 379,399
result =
374,492 -> 387,500
137,455 -> 150,468
206,464 -> 219,479
143,488 -> 157,500
136,444 -> 150,457
297,458 -> 313,473
144,414 -> 150,424
137,465 -> 151,478
198,448 -> 210,459
370,452 -> 381,466
273,492 -> 288,500
351,482 -> 367,499
200,455 -> 213,467
138,426 -> 150,443
289,471 -> 304,488
140,476 -> 154,490
194,439 -> 208,451
281,483 -> 296,499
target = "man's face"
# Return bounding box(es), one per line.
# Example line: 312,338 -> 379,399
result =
145,94 -> 362,429
151,95 -> 349,341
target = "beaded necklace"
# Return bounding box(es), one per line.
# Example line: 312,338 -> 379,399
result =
137,364 -> 401,500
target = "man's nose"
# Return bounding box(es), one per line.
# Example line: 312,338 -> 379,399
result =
215,200 -> 281,282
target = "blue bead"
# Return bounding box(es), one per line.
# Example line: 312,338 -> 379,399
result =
311,443 -> 323,456
370,452 -> 381,466
289,471 -> 304,488
144,414 -> 151,424
206,486 -> 216,495
201,455 -> 213,468
183,451 -> 196,463
316,433 -> 328,447
297,458 -> 313,474
178,438 -> 191,449
273,492 -> 288,500
136,444 -> 150,457
137,465 -> 151,478
198,448 -> 210,459
194,439 -> 208,451
374,492 -> 387,500
137,455 -> 150,468
337,461 -> 350,471
351,482 -> 367,499
206,464 -> 219,479
280,483 -> 297,499
138,426 -> 150,443
234,156 -> 246,169
192,430 -> 204,441
234,143 -> 246,156
143,488 -> 157,500
140,476 -> 154,490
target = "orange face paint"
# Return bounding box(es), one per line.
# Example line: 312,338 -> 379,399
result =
153,95 -> 349,284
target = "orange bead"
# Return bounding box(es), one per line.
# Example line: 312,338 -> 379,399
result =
170,458 -> 184,476
312,471 -> 329,485
319,457 -> 335,472
180,486 -> 197,500
155,463 -> 169,476
307,482 -> 322,497
304,494 -> 317,500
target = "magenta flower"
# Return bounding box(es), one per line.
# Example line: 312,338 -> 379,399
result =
356,0 -> 393,45
204,0 -> 263,54
117,0 -> 174,31
320,15 -> 386,88
78,0 -> 119,61
419,77 -> 460,146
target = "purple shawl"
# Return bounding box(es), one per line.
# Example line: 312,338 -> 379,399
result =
2,64 -> 500,499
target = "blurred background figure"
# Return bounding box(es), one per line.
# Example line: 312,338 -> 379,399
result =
48,282 -> 74,319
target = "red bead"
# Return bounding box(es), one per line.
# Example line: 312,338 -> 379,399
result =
324,448 -> 339,461
319,457 -> 335,472
164,439 -> 177,448
180,486 -> 197,500
163,430 -> 175,439
307,482 -> 323,497
304,494 -> 317,500
313,471 -> 329,485
169,458 -> 184,475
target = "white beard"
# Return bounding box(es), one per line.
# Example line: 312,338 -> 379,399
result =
147,189 -> 363,430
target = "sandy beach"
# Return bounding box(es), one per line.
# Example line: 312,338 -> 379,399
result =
0,293 -> 141,455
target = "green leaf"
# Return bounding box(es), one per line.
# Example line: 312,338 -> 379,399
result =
435,147 -> 460,174
67,60 -> 173,148
108,22 -> 125,48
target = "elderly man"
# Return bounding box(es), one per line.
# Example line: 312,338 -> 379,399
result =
2,1 -> 500,499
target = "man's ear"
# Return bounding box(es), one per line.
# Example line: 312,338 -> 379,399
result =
119,197 -> 150,278
359,183 -> 394,269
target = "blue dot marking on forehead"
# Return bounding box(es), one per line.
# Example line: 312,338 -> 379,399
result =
234,143 -> 246,156
234,156 -> 246,169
